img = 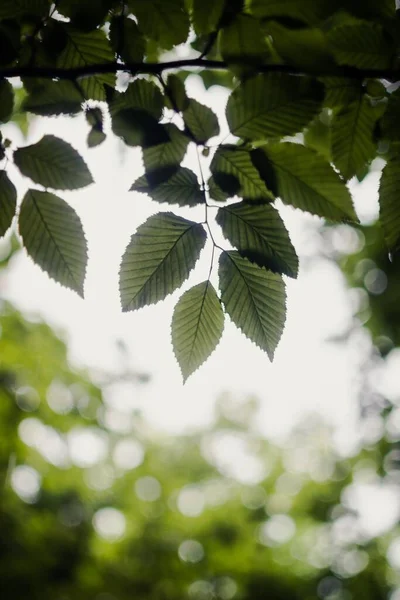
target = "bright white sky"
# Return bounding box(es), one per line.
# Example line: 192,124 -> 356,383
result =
0,76 -> 385,441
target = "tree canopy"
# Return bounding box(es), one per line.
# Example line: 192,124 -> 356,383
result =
0,0 -> 399,379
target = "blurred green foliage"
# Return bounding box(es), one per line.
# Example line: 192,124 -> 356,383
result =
0,241 -> 399,600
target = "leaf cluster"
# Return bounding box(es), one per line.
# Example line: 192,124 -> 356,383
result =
0,0 -> 400,378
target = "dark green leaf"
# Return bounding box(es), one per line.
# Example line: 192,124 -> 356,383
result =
166,74 -> 190,111
128,0 -> 190,49
219,14 -> 270,63
112,110 -> 169,148
172,281 -> 224,381
211,145 -> 274,201
379,157 -> 400,252
208,176 -> 230,203
87,129 -> 106,148
58,0 -> 112,30
322,77 -> 362,109
119,212 -> 207,311
191,0 -> 225,34
143,124 -> 189,173
216,201 -> 298,278
226,73 -> 323,140
183,99 -> 220,144
110,79 -> 164,120
14,135 -> 93,190
18,189 -> 87,296
327,21 -> 393,69
109,16 -> 145,63
131,167 -> 206,206
22,80 -> 82,116
331,94 -> 380,181
0,79 -> 13,123
0,0 -> 49,20
57,27 -> 115,101
247,0 -> 331,25
382,88 -> 400,141
219,250 -> 286,360
0,171 -> 16,237
260,143 -> 358,221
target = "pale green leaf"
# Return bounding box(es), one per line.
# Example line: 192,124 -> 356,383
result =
18,189 -> 87,296
219,250 -> 286,360
128,0 -> 190,49
58,28 -> 115,101
14,135 -> 93,190
211,145 -> 273,201
226,73 -> 323,140
216,201 -> 298,278
260,143 -> 358,221
183,99 -> 220,144
172,281 -> 224,381
0,171 -> 16,237
119,212 -> 207,311
131,167 -> 205,206
331,94 -> 379,181
379,157 -> 400,252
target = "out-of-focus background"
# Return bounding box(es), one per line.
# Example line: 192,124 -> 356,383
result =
2,77 -> 400,600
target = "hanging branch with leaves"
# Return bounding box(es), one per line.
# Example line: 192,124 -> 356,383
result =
0,0 -> 399,380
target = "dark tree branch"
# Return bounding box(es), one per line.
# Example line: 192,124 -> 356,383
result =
1,59 -> 399,81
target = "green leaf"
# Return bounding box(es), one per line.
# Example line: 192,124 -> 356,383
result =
119,212 -> 207,311
109,79 -> 164,118
166,74 -> 189,111
87,129 -> 106,148
57,27 -> 115,101
183,99 -> 220,144
226,73 -> 323,140
58,0 -> 112,30
247,0 -> 331,25
219,14 -> 270,63
265,21 -> 334,71
112,110 -> 169,148
322,77 -> 362,109
18,189 -> 87,296
327,21 -> 393,69
22,80 -> 82,116
331,94 -> 380,181
128,0 -> 190,49
0,79 -> 13,123
211,145 -> 274,201
109,16 -> 145,63
131,167 -> 206,207
259,143 -> 358,222
0,0 -> 49,20
143,124 -> 190,173
216,201 -> 298,278
219,250 -> 286,360
379,157 -> 400,252
208,176 -> 230,203
0,171 -> 16,237
172,281 -> 224,381
14,135 -> 93,190
191,0 -> 224,34
382,88 -> 400,141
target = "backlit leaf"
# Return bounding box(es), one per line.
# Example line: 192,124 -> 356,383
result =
119,212 -> 207,311
18,189 -> 87,296
14,135 -> 93,190
0,171 -> 16,237
216,201 -> 298,277
128,0 -> 190,49
379,157 -> 400,252
219,250 -> 286,360
183,99 -> 220,144
172,281 -> 224,381
131,167 -> 205,206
